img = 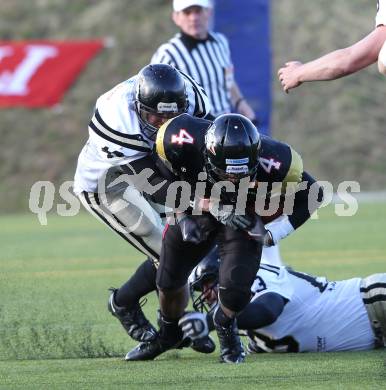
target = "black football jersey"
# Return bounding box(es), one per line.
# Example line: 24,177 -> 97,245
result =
254,135 -> 303,196
155,114 -> 318,230
156,114 -> 303,206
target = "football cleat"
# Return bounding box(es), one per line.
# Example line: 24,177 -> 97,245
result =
246,339 -> 267,354
125,315 -> 186,361
125,333 -> 193,361
125,339 -> 173,361
191,335 -> 216,354
215,319 -> 245,363
107,288 -> 157,342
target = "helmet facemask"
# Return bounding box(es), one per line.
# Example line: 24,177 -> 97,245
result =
188,246 -> 220,313
190,277 -> 218,314
205,155 -> 258,185
135,99 -> 187,140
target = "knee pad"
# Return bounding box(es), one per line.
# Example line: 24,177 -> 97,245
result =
218,262 -> 257,312
218,285 -> 251,313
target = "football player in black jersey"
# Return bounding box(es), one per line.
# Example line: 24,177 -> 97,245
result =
125,113 -> 323,363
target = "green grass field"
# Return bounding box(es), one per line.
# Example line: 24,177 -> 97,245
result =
1,203 -> 386,389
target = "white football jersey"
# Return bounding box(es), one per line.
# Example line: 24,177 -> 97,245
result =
376,0 -> 386,26
74,71 -> 211,194
249,263 -> 375,352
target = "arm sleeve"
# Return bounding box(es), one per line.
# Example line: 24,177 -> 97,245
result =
288,171 -> 323,229
236,292 -> 287,330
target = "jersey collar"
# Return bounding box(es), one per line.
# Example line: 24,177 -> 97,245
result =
178,31 -> 215,51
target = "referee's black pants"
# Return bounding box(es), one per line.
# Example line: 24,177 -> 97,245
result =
157,214 -> 262,313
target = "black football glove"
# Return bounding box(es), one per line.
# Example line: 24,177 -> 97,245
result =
217,212 -> 256,231
176,214 -> 204,244
247,215 -> 269,245
208,203 -> 256,231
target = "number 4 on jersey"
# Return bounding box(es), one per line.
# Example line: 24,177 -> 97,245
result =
171,129 -> 194,145
258,157 -> 281,173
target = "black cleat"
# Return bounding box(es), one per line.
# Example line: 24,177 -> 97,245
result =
215,319 -> 245,363
125,336 -> 191,361
108,288 -> 157,342
125,312 -> 188,361
191,335 -> 216,354
125,339 -> 172,361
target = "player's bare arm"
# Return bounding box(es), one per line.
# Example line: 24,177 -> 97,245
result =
278,25 -> 386,93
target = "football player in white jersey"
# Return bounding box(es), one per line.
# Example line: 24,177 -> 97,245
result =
278,0 -> 386,92
74,63 -> 212,345
189,248 -> 386,352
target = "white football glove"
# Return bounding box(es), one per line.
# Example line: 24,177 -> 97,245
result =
178,311 -> 209,341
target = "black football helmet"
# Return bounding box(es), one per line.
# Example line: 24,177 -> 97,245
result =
204,114 -> 261,184
188,246 -> 220,313
135,64 -> 188,139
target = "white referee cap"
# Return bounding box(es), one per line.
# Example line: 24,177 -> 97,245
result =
173,0 -> 212,12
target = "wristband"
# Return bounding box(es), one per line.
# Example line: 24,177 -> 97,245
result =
265,215 -> 294,245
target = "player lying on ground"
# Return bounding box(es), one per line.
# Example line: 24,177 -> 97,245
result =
189,248 -> 386,352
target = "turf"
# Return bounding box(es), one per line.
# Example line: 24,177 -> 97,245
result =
0,203 -> 385,388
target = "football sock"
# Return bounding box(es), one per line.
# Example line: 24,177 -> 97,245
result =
115,257 -> 157,308
159,313 -> 182,344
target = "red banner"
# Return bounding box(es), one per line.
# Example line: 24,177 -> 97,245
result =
0,40 -> 104,107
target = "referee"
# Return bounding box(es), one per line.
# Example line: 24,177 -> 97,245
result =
151,0 -> 257,121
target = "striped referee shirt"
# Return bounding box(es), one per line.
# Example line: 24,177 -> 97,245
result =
151,31 -> 234,117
